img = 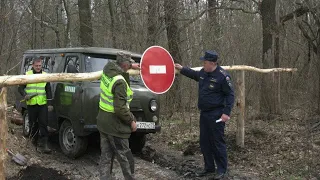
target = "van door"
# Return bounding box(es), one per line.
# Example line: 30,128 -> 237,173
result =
54,54 -> 84,134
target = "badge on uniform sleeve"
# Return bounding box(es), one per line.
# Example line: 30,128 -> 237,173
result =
210,78 -> 217,82
226,76 -> 232,87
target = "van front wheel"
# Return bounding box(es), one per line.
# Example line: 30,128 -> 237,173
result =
59,120 -> 88,158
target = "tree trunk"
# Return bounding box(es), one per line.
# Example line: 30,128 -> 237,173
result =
31,0 -> 36,49
317,47 -> 320,113
0,0 -> 6,56
205,0 -> 219,50
40,1 -> 45,48
260,0 -> 277,115
0,0 -> 6,74
62,0 -> 71,47
274,35 -> 281,114
146,0 -> 158,47
164,0 -> 184,115
55,4 -> 61,48
120,0 -> 134,50
5,0 -> 20,74
78,0 -> 93,47
207,0 -> 219,34
108,0 -> 117,48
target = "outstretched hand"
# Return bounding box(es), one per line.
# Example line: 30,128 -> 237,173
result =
131,63 -> 140,70
175,64 -> 183,70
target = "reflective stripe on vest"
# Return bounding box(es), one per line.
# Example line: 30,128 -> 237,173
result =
99,74 -> 133,113
25,70 -> 47,105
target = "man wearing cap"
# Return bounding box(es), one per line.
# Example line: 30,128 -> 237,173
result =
18,57 -> 53,154
175,50 -> 234,179
97,52 -> 139,180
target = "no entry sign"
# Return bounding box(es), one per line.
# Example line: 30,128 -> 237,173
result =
140,46 -> 175,94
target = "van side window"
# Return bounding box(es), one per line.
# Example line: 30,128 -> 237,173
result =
52,55 -> 65,73
23,57 -> 33,73
23,56 -> 52,74
64,56 -> 80,73
42,56 -> 52,73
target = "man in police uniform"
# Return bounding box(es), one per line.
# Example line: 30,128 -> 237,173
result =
175,50 -> 235,179
97,52 -> 139,180
18,57 -> 53,154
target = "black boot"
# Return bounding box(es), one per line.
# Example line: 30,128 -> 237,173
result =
37,137 -> 51,154
195,169 -> 215,177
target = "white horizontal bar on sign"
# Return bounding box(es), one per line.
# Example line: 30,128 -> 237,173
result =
149,65 -> 166,74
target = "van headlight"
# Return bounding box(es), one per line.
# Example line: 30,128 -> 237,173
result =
150,100 -> 158,112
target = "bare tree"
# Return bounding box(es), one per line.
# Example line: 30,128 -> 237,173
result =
207,0 -> 219,48
260,0 -> 278,114
0,0 -> 6,56
108,0 -> 117,48
62,0 -> 71,47
78,0 -> 93,46
147,0 -> 159,47
295,1 -> 320,112
164,0 -> 182,115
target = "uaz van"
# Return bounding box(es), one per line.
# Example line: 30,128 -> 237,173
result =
15,47 -> 161,158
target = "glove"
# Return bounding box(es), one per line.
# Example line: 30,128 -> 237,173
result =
24,95 -> 31,100
48,105 -> 54,112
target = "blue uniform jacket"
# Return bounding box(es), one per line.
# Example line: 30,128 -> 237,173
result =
180,66 -> 235,115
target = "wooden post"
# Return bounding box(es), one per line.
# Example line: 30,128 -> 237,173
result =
236,71 -> 245,147
0,87 -> 8,180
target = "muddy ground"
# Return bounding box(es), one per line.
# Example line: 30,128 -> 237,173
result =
4,109 -> 320,180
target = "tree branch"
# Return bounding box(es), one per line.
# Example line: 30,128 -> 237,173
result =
178,6 -> 259,32
304,0 -> 320,27
302,19 -> 317,40
220,6 -> 259,14
251,0 -> 260,5
25,3 -> 59,32
280,6 -> 309,23
297,20 -> 318,54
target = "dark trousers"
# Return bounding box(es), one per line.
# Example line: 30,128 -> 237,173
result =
99,132 -> 135,180
27,104 -> 48,138
200,110 -> 227,174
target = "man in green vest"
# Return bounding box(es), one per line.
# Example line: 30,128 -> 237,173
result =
18,57 -> 53,154
97,52 -> 139,180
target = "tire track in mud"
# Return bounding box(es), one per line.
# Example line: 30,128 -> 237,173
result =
136,145 -> 203,179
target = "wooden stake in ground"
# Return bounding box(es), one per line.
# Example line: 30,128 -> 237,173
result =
0,87 -> 8,180
236,71 -> 245,147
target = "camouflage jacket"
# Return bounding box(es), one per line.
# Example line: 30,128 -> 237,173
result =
96,61 -> 135,139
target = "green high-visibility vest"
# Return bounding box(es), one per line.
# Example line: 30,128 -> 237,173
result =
99,74 -> 133,113
25,70 -> 47,105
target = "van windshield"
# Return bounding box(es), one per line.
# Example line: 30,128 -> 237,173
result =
84,56 -> 110,72
84,55 -> 143,84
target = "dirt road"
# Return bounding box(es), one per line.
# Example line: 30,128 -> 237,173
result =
5,111 -> 320,180
5,131 -> 183,180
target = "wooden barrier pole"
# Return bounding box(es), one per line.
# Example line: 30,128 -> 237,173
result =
0,87 -> 8,180
0,65 -> 297,86
236,71 -> 245,147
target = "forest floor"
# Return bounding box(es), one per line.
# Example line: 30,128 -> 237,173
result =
4,107 -> 320,180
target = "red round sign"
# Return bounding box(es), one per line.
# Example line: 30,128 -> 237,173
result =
140,46 -> 175,94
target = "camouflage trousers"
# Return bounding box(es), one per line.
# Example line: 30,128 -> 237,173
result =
99,132 -> 135,180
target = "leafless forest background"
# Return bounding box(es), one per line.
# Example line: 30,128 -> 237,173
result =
1,0 -> 320,117
1,0 -> 320,178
